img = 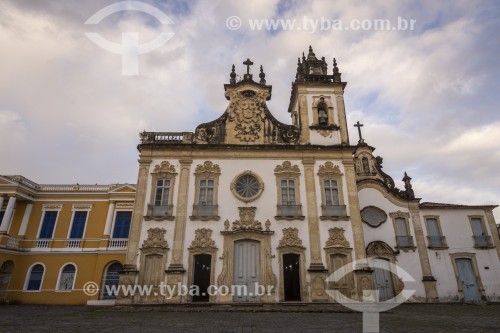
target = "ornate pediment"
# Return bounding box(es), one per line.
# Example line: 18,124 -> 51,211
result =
274,161 -> 301,175
222,207 -> 273,234
324,227 -> 350,248
194,161 -> 221,175
189,228 -> 217,250
366,241 -> 399,257
142,228 -> 169,249
194,60 -> 299,145
152,161 -> 177,174
277,227 -> 305,249
317,161 -> 342,176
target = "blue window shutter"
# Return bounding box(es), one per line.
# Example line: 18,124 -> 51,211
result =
112,211 -> 132,238
70,211 -> 88,238
27,264 -> 44,291
39,211 -> 58,239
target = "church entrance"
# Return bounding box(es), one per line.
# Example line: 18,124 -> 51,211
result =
192,254 -> 211,302
372,258 -> 395,301
233,240 -> 260,302
283,253 -> 301,301
101,262 -> 123,300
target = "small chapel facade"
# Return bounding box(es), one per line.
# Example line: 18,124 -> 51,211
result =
115,47 -> 500,304
1,46 -> 499,305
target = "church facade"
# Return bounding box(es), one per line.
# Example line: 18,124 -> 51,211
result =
1,46 -> 499,304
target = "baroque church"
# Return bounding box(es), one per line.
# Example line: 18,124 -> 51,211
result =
0,46 -> 499,304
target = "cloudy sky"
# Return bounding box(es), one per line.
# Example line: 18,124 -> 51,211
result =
1,0 -> 499,219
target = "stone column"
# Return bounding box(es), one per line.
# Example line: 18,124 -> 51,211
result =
484,209 -> 500,260
18,203 -> 33,236
408,203 -> 438,302
343,160 -> 374,300
117,158 -> 151,305
334,88 -> 349,145
0,196 -> 16,233
103,201 -> 116,237
302,158 -> 328,301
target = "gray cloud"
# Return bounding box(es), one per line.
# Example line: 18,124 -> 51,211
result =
0,0 -> 499,221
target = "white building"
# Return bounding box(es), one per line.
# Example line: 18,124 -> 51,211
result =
116,46 -> 500,304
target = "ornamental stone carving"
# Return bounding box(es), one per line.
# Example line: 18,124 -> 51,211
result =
194,161 -> 221,176
189,228 -> 217,250
324,227 -> 350,248
317,161 -> 342,176
361,206 -> 388,228
277,227 -> 305,249
142,228 -> 169,249
274,161 -> 301,174
366,241 -> 398,257
152,161 -> 177,174
230,207 -> 262,232
227,89 -> 268,143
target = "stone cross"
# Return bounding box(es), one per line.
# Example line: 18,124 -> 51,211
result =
354,121 -> 364,144
243,58 -> 253,74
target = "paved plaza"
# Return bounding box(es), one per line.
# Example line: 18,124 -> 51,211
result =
0,303 -> 499,333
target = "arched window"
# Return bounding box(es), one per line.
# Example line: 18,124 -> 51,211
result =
101,262 -> 123,300
26,264 -> 44,291
58,264 -> 76,291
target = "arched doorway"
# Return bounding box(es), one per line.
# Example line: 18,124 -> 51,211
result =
0,261 -> 14,302
101,262 -> 123,300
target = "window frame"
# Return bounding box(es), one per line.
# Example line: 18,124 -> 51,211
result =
311,95 -> 335,127
67,205 -> 92,239
389,211 -> 415,251
111,210 -> 133,239
468,215 -> 494,249
424,215 -> 448,249
191,161 -> 221,221
24,263 -> 46,292
36,205 -> 63,240
147,161 -> 178,221
274,161 -> 303,220
56,263 -> 77,292
230,170 -> 264,203
317,162 -> 347,220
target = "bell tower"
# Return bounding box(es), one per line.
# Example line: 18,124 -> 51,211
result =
288,46 -> 349,145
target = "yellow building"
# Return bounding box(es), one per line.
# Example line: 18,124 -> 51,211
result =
0,175 -> 135,304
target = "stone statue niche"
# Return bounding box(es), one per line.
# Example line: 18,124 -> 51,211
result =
317,97 -> 328,126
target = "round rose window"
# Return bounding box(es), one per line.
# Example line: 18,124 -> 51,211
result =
231,171 -> 264,203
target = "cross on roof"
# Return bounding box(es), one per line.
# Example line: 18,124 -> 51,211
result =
354,121 -> 364,144
243,58 -> 253,74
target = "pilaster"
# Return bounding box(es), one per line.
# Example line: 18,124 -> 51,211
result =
484,209 -> 500,260
334,88 -> 349,144
408,203 -> 438,302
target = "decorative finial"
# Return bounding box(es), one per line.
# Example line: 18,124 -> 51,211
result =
302,52 -> 306,61
229,64 -> 236,84
333,58 -> 339,73
259,65 -> 266,85
307,45 -> 316,60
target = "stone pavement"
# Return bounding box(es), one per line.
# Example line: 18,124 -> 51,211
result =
0,303 -> 499,333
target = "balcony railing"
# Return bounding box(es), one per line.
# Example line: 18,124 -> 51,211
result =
6,236 -> 20,249
148,204 -> 174,217
66,239 -> 82,248
192,204 -> 218,217
321,205 -> 347,217
427,236 -> 448,248
35,239 -> 51,248
473,235 -> 494,248
140,131 -> 194,144
276,204 -> 303,218
396,236 -> 415,248
108,238 -> 128,249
